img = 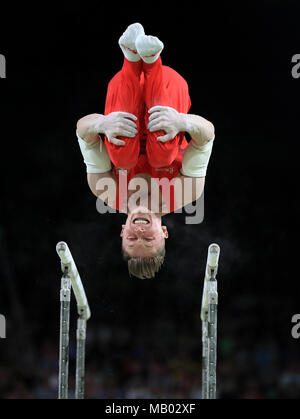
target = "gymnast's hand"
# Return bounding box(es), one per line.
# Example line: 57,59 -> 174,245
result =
98,112 -> 138,146
148,106 -> 186,143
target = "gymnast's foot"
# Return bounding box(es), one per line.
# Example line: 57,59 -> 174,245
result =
119,23 -> 145,62
135,34 -> 164,64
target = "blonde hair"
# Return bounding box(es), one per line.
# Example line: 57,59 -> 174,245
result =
122,246 -> 165,279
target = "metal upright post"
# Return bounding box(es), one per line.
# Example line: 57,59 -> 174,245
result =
207,275 -> 218,399
75,317 -> 87,399
201,243 -> 220,399
58,271 -> 71,399
56,241 -> 91,399
202,317 -> 209,398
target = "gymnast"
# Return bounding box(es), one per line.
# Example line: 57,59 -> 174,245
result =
76,23 -> 215,279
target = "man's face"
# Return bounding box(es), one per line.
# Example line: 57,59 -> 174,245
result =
121,208 -> 168,258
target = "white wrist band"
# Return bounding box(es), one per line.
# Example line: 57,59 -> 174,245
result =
76,132 -> 112,174
180,137 -> 214,178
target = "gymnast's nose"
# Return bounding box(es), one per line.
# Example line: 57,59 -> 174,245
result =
135,225 -> 146,232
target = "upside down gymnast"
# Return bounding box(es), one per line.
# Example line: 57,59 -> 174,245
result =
76,23 -> 215,279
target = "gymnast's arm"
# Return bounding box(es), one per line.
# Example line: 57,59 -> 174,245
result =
147,106 -> 214,208
87,171 -> 117,206
174,175 -> 205,210
174,113 -> 215,209
76,115 -> 117,205
77,113 -> 104,143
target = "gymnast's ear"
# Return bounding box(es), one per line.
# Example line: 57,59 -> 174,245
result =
162,226 -> 168,239
120,225 -> 126,237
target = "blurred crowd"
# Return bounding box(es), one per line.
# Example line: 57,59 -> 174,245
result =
1,314 -> 300,399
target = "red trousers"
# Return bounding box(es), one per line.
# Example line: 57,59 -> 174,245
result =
104,57 -> 192,170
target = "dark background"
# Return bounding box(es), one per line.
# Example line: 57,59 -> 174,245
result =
0,1 -> 299,398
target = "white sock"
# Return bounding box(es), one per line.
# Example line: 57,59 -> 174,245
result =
135,34 -> 164,64
118,23 -> 145,62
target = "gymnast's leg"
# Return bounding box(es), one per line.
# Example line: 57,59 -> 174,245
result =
104,24 -> 145,170
136,35 -> 192,168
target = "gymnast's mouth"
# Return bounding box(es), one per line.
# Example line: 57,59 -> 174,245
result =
132,217 -> 150,225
